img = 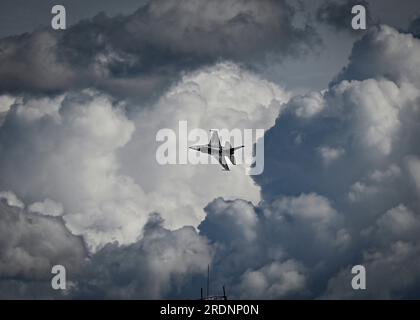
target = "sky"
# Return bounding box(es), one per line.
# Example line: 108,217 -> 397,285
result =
0,0 -> 420,299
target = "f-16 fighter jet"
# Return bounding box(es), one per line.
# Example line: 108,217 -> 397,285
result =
189,130 -> 244,171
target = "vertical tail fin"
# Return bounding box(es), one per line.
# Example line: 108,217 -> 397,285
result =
229,145 -> 244,165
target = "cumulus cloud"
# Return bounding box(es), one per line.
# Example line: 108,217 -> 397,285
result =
75,214 -> 212,299
334,25 -> 420,85
369,164 -> 401,182
324,241 -> 420,299
200,198 -> 258,244
318,146 -> 345,165
375,205 -> 420,239
118,62 -> 290,233
0,95 -> 17,113
0,198 -> 212,299
196,193 -> 348,298
29,198 -> 64,217
0,62 -> 290,251
0,190 -> 24,208
0,90 -> 145,250
239,260 -> 306,299
253,24 -> 420,299
144,24 -> 420,300
0,199 -> 86,298
287,91 -> 326,118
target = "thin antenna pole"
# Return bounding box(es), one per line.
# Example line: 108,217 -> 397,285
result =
201,287 -> 203,300
207,264 -> 210,299
223,285 -> 226,300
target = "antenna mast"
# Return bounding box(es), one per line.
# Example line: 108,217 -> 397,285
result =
207,264 -> 210,299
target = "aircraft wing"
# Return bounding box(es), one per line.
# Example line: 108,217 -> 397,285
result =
218,156 -> 230,171
209,130 -> 221,148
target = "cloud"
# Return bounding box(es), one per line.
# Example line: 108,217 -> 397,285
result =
29,198 -> 64,217
0,91 -> 145,250
196,193 -> 348,298
252,25 -> 420,298
238,260 -> 306,299
118,62 -> 290,233
375,205 -> 420,239
0,62 -> 290,251
316,0 -> 372,33
0,198 -> 211,299
334,25 -> 420,85
324,241 -> 420,299
406,156 -> 420,195
0,95 -> 16,113
180,25 -> 420,299
200,198 -> 258,243
318,146 -> 345,165
325,203 -> 420,299
0,190 -> 24,208
0,198 -> 87,298
408,16 -> 420,38
347,181 -> 378,202
0,0 -> 319,98
287,91 -> 326,119
75,214 -> 212,299
2,10 -> 420,299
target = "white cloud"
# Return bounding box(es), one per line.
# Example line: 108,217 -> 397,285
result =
199,193 -> 349,298
29,198 -> 64,217
0,62 -> 291,251
119,62 -> 290,232
80,215 -> 212,299
0,200 -> 86,281
0,191 -> 24,208
239,260 -> 306,299
369,164 -> 401,182
202,198 -> 258,243
289,91 -> 326,118
0,95 -> 17,113
336,25 -> 420,86
348,181 -> 378,202
376,204 -> 420,238
271,193 -> 337,222
0,90 -> 144,250
317,146 -> 345,164
329,79 -> 419,155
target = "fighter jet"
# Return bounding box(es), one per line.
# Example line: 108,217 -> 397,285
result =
189,130 -> 244,171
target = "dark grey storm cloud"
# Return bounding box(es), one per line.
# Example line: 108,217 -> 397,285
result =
0,196 -> 211,299
0,199 -> 87,298
74,214 -> 211,299
408,16 -> 420,37
0,0 -> 149,38
316,0 -> 372,32
0,0 -> 319,99
0,200 -> 86,280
